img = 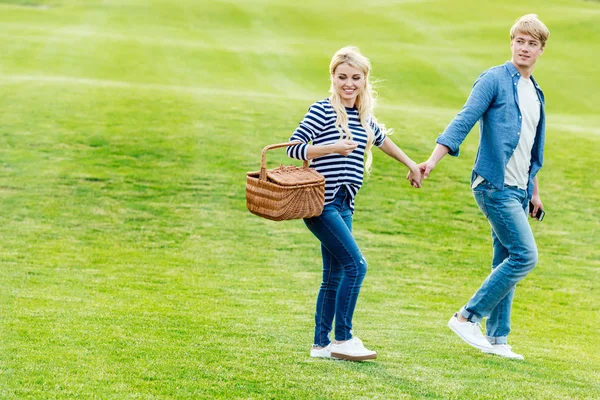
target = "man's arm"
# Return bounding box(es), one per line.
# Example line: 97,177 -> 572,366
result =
419,144 -> 450,179
417,70 -> 497,180
435,70 -> 497,157
529,176 -> 544,217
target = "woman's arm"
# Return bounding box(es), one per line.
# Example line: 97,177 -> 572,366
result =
305,140 -> 357,160
379,137 -> 422,188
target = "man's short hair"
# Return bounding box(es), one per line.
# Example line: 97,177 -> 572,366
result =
510,14 -> 550,48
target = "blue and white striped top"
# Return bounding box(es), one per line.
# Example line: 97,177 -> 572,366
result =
287,98 -> 387,211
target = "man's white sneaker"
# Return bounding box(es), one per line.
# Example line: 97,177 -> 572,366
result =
310,343 -> 334,358
330,337 -> 377,361
482,344 -> 524,360
448,314 -> 494,351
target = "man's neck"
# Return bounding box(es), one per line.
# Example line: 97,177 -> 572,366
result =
511,61 -> 534,79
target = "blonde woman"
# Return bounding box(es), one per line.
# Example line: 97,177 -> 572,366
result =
287,46 -> 421,361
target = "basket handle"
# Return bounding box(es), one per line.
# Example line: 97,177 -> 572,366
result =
259,141 -> 308,181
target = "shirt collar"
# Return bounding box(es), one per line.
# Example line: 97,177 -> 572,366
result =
505,61 -> 520,78
504,61 -> 541,90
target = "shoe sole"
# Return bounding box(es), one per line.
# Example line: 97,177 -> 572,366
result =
447,320 -> 494,351
481,348 -> 525,360
310,354 -> 339,359
330,352 -> 377,361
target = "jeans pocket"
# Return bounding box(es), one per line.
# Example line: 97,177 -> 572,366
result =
473,190 -> 489,218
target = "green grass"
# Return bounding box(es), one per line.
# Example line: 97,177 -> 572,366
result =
0,0 -> 599,398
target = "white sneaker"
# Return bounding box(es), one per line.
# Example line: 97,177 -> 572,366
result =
482,344 -> 524,360
310,343 -> 334,358
448,314 -> 494,351
330,337 -> 377,361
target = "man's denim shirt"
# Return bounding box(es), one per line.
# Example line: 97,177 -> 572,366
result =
436,61 -> 545,198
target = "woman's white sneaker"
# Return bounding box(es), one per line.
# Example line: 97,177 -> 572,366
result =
330,337 -> 377,361
482,344 -> 524,360
310,343 -> 334,358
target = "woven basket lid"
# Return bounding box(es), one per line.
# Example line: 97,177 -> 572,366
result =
266,165 -> 324,186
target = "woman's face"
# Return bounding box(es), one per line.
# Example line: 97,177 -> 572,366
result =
332,63 -> 365,108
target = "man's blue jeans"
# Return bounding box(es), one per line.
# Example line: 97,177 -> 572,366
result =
303,186 -> 367,347
460,181 -> 538,345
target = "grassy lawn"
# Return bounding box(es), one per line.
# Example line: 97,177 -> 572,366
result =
0,0 -> 599,398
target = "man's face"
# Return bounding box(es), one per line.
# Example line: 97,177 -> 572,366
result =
511,33 -> 544,70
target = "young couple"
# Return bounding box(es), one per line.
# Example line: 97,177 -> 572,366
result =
287,14 -> 550,362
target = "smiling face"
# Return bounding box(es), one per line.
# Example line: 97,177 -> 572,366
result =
332,63 -> 366,108
511,33 -> 544,75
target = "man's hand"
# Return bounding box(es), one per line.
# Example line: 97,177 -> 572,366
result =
529,195 -> 544,218
417,160 -> 437,179
419,160 -> 436,179
413,144 -> 449,180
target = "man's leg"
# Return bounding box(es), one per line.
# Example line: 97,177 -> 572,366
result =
461,186 -> 537,327
449,185 -> 536,353
485,230 -> 514,344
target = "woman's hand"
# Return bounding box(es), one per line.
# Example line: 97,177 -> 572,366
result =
305,140 -> 358,160
332,139 -> 358,156
406,162 -> 422,188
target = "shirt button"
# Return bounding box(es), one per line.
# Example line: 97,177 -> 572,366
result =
517,132 -> 521,135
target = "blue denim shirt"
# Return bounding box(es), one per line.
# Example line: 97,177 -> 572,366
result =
436,61 -> 545,198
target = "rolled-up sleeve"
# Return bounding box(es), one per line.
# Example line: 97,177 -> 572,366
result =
371,120 -> 386,147
437,70 -> 497,157
287,102 -> 327,161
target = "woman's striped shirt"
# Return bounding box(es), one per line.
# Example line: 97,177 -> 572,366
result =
287,98 -> 386,211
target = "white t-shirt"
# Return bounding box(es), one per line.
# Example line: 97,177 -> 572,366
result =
505,77 -> 540,189
472,77 -> 540,189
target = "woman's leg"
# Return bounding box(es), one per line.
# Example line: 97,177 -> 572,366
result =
304,193 -> 366,343
311,243 -> 342,347
333,204 -> 365,341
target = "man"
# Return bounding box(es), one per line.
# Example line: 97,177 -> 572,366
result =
417,14 -> 550,360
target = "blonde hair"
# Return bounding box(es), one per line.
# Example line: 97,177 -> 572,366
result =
328,46 -> 390,174
510,14 -> 550,48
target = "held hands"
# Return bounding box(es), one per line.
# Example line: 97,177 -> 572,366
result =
409,144 -> 448,184
330,139 -> 423,188
406,163 -> 422,188
332,139 -> 358,156
406,160 -> 436,188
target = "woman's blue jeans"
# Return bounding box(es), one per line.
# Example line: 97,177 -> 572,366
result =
303,186 -> 367,347
460,181 -> 538,344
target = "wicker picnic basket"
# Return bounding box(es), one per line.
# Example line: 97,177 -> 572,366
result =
246,142 -> 325,221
